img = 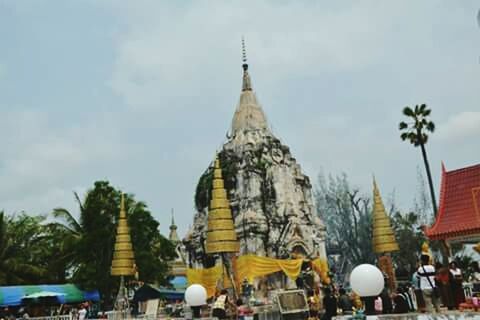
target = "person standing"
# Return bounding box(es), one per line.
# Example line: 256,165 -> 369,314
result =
307,290 -> 320,319
417,254 -> 440,313
321,287 -> 337,320
337,289 -> 353,315
412,263 -> 425,312
393,287 -> 409,314
435,262 -> 454,309
212,289 -> 231,320
78,305 -> 87,320
380,289 -> 392,314
449,261 -> 465,308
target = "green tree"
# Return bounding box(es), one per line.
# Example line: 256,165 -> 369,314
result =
44,193 -> 85,282
399,104 -> 437,218
391,211 -> 426,276
315,173 -> 376,270
0,212 -> 48,284
50,181 -> 175,306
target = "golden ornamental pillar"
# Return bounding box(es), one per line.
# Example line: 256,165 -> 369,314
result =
372,178 -> 399,291
111,193 -> 136,313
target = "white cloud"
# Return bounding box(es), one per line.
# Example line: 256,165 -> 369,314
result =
1,0 -> 479,236
0,109 -> 123,215
107,1 -> 425,111
437,111 -> 480,142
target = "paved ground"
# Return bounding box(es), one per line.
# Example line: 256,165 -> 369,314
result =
333,311 -> 480,319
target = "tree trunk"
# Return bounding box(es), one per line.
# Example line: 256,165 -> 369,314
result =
418,136 -> 438,217
418,130 -> 449,262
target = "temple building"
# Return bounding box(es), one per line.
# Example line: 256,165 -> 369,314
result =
426,163 -> 480,245
183,48 -> 327,287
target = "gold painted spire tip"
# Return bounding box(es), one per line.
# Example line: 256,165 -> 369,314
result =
120,193 -> 125,211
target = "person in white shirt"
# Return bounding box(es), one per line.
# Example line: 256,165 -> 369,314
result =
78,306 -> 87,320
417,254 -> 440,313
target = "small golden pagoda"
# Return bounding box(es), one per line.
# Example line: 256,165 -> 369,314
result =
205,157 -> 239,254
372,178 -> 399,253
111,194 -> 136,276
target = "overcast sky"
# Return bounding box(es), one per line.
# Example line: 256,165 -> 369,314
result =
1,1 -> 479,237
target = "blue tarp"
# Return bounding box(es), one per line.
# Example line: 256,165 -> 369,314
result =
0,284 -> 100,307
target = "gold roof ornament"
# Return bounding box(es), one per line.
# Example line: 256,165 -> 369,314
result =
372,178 -> 399,253
205,156 -> 239,254
111,193 -> 136,276
421,241 -> 434,264
474,243 -> 480,254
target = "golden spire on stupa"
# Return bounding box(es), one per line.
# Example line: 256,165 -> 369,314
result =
205,156 -> 239,254
111,193 -> 136,276
372,178 -> 399,253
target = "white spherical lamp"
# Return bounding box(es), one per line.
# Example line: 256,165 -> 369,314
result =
350,264 -> 384,297
185,284 -> 207,307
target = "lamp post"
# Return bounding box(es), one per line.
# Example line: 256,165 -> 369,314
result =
350,264 -> 384,315
185,284 -> 207,319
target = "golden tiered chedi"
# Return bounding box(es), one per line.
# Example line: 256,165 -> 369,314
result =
111,194 -> 136,276
205,157 -> 239,254
372,179 -> 399,253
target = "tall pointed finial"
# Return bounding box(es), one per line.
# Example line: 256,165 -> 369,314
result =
242,36 -> 248,69
171,208 -> 175,225
241,37 -> 252,91
119,193 -> 126,219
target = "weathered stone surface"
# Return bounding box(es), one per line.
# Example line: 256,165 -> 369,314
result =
183,64 -> 326,270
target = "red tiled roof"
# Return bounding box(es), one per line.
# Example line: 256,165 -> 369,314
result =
426,163 -> 480,240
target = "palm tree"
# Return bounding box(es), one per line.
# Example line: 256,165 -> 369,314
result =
0,211 -> 47,284
46,192 -> 84,275
399,104 -> 438,218
49,192 -> 83,237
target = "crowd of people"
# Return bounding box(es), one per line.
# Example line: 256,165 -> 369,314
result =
200,254 -> 480,320
0,302 -> 103,320
4,255 -> 479,320
315,254 -> 480,320
411,254 -> 480,313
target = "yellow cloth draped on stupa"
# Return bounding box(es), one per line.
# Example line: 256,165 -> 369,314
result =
311,258 -> 331,284
234,255 -> 303,284
205,157 -> 239,254
186,265 -> 224,297
187,255 -> 330,296
372,179 -> 399,253
111,194 -> 136,276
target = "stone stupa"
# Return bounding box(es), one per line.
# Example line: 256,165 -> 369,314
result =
184,44 -> 326,285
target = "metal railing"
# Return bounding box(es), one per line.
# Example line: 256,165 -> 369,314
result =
21,316 -> 71,320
